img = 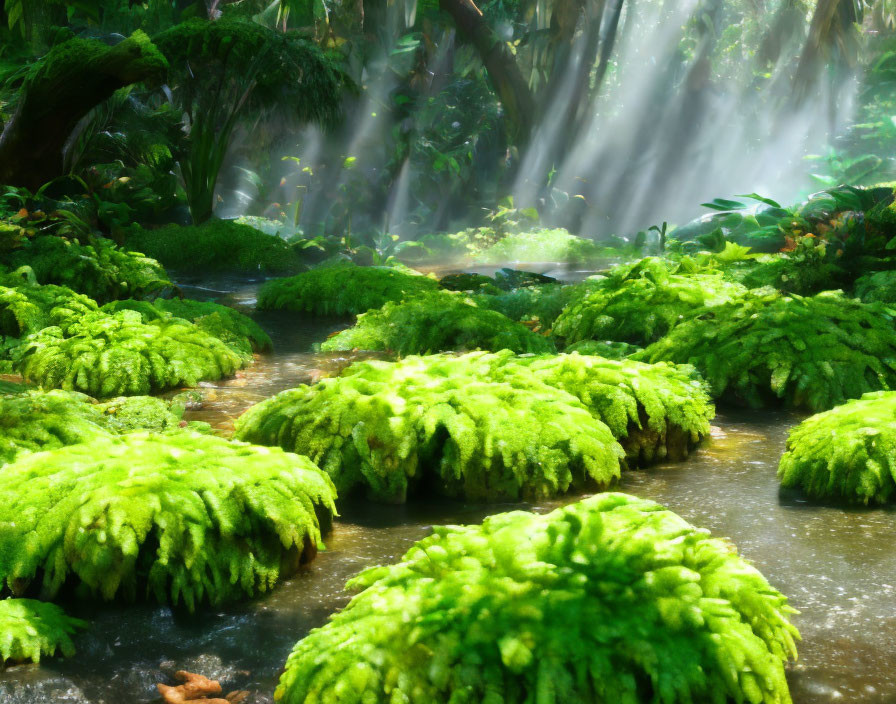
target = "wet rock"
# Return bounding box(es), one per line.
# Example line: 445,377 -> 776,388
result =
0,670 -> 90,704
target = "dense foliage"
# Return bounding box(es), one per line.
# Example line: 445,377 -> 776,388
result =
779,391 -> 896,504
16,308 -> 246,397
7,235 -> 172,303
553,258 -> 749,346
0,432 -> 337,610
125,220 -> 301,274
0,599 -> 86,664
474,282 -> 596,332
320,291 -> 554,354
276,493 -> 799,704
854,269 -> 896,303
235,354 -> 623,502
639,291 -> 896,412
476,228 -> 616,264
258,262 -> 438,316
103,297 -> 272,355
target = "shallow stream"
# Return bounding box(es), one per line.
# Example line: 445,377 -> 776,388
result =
2,273 -> 895,703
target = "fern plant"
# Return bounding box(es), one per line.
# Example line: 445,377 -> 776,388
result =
778,391 -> 896,504
257,262 -> 438,316
0,599 -> 86,663
234,355 -> 624,503
482,352 -> 714,465
103,298 -> 272,355
320,291 -> 554,354
125,219 -> 302,274
638,291 -> 896,411
15,309 -> 246,397
276,493 -> 799,704
553,258 -> 749,346
0,432 -> 337,610
473,282 -> 598,331
8,235 -> 173,303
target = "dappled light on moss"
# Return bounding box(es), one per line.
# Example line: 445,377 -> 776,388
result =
0,599 -> 86,664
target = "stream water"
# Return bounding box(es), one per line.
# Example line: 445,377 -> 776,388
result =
1,273 -> 895,704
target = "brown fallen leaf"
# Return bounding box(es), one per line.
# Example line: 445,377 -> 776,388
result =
157,671 -> 229,704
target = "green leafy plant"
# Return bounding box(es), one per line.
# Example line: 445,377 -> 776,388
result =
563,339 -> 643,358
234,354 -> 624,502
473,282 -> 598,331
778,391 -> 896,504
320,291 -> 555,354
854,269 -> 896,303
0,432 -> 337,610
15,308 -> 246,397
257,262 -> 438,316
0,599 -> 86,664
481,351 -> 714,465
102,298 -> 272,355
638,291 -> 896,411
276,493 -> 799,704
7,235 -> 173,303
553,258 -> 748,346
125,219 -> 302,275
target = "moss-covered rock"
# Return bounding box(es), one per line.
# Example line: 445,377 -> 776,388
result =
553,258 -> 749,346
320,291 -> 554,354
103,298 -> 272,355
0,282 -> 99,338
854,269 -> 896,303
778,391 -> 896,504
474,282 -> 596,331
438,272 -> 499,293
0,389 -> 209,465
476,228 -> 616,264
125,219 -> 301,274
638,291 -> 896,411
0,432 -> 337,610
8,235 -> 173,303
234,354 -> 624,502
15,309 -> 246,397
257,262 -> 438,316
276,493 -> 798,704
0,599 -> 86,664
482,352 -> 714,464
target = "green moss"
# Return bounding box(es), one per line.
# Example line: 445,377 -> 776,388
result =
234,354 -> 624,502
15,308 -> 246,398
0,283 -> 99,338
103,298 -> 272,355
553,258 -> 749,346
778,391 -> 896,504
563,339 -> 643,358
125,219 -> 301,274
483,352 -> 714,464
473,282 -> 597,331
0,390 -> 110,465
638,291 -> 896,411
0,432 -> 337,610
95,395 -> 209,434
854,269 -> 896,303
438,272 -> 499,292
276,493 -> 798,704
477,228 -> 617,264
258,262 -> 438,316
8,236 -> 173,304
393,229 -> 503,265
0,599 -> 86,664
321,291 -> 554,354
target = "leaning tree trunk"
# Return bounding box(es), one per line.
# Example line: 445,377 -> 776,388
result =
439,0 -> 536,147
0,31 -> 167,191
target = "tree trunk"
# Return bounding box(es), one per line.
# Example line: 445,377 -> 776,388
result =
0,32 -> 166,191
439,0 -> 536,146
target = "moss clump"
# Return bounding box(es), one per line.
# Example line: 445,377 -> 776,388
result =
321,291 -> 554,354
0,390 -> 208,465
778,391 -> 896,504
8,236 -> 173,304
0,599 -> 86,664
553,258 -> 749,346
103,298 -> 272,355
16,309 -> 246,398
477,228 -> 616,264
473,282 -> 597,332
0,432 -> 337,610
639,291 -> 896,411
276,493 -> 798,704
234,354 -> 624,502
484,352 -> 714,464
125,219 -> 301,274
257,262 -> 438,316
438,272 -> 499,293
563,339 -> 643,358
0,283 -> 99,338
854,269 -> 896,303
